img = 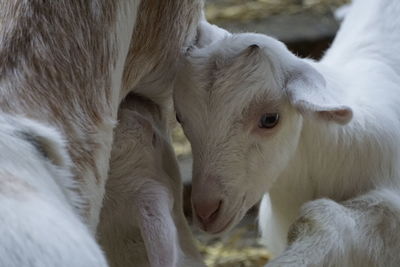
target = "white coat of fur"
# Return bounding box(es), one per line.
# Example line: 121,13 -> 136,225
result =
174,0 -> 400,265
0,115 -> 107,267
0,0 -> 202,265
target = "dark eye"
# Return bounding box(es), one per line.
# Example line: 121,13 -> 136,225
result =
259,113 -> 279,129
176,113 -> 182,124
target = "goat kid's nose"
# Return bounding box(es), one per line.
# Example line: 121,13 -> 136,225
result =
193,199 -> 222,227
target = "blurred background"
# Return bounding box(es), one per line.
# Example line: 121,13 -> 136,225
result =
173,0 -> 349,266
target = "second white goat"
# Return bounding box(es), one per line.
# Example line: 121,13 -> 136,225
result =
174,0 -> 400,265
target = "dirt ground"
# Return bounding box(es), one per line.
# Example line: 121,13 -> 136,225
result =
173,1 -> 349,266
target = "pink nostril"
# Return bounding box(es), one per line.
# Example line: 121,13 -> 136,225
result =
194,200 -> 222,225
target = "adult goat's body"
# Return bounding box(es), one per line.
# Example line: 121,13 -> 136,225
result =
175,0 -> 400,265
0,0 -> 201,265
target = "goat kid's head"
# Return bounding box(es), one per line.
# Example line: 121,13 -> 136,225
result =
113,94 -> 181,187
174,24 -> 353,234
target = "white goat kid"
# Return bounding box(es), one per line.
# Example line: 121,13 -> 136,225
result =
0,115 -> 107,267
174,0 -> 400,265
98,95 -> 204,267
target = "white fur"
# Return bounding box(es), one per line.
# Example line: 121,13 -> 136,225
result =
0,1 -> 142,264
174,0 -> 400,265
334,3 -> 352,22
0,0 -> 203,265
98,97 -> 204,267
85,0 -> 142,233
0,114 -> 107,267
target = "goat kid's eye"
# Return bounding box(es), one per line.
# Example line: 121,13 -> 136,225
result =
258,113 -> 279,129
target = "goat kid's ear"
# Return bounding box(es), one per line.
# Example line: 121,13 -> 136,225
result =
215,43 -> 262,70
286,61 -> 353,124
240,44 -> 261,57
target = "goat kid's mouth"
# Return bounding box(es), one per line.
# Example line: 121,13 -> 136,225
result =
196,196 -> 246,235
